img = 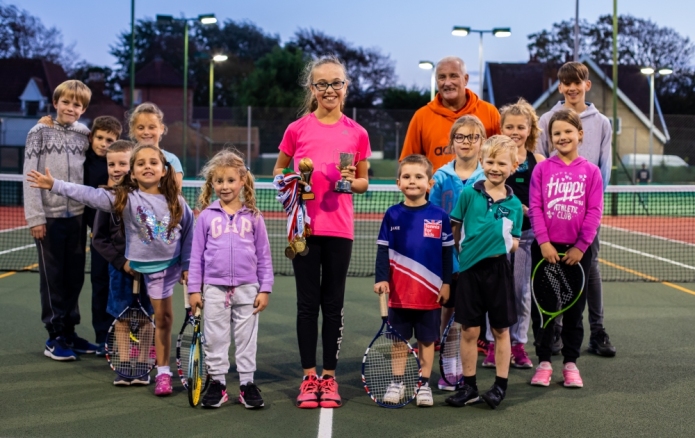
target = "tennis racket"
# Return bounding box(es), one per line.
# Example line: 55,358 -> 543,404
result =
175,285 -> 195,388
531,254 -> 585,348
105,273 -> 156,379
362,293 -> 422,408
439,313 -> 463,389
182,285 -> 209,407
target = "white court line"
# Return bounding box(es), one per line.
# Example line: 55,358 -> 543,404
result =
0,225 -> 29,234
0,244 -> 34,256
317,407 -> 333,438
601,241 -> 695,271
602,225 -> 695,248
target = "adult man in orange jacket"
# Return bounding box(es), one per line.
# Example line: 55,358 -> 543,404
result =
400,57 -> 500,171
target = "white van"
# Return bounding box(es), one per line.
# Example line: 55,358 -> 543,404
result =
621,154 -> 688,167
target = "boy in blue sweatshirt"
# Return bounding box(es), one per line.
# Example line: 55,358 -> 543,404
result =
535,61 -> 616,357
430,115 -> 488,390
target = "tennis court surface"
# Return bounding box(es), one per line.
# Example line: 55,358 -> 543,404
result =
1,274 -> 695,437
2,176 -> 695,436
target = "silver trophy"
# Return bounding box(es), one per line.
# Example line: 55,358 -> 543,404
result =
334,151 -> 359,194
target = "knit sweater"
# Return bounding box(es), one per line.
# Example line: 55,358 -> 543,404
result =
22,121 -> 91,227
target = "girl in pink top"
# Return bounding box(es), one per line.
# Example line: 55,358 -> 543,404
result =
274,55 -> 371,409
528,109 -> 603,389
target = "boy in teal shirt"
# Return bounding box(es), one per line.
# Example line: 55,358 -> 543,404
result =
446,135 -> 523,410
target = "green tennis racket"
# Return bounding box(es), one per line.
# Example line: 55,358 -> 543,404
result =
531,254 -> 585,348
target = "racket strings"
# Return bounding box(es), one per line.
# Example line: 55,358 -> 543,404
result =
363,331 -> 419,406
540,263 -> 584,310
107,310 -> 155,378
440,321 -> 463,384
177,323 -> 195,378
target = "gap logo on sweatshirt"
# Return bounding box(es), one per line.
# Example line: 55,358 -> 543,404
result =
210,216 -> 253,239
545,172 -> 588,221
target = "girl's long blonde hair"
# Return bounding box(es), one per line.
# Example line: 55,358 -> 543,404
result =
127,102 -> 168,140
113,144 -> 182,232
298,55 -> 350,117
499,98 -> 541,153
198,149 -> 258,214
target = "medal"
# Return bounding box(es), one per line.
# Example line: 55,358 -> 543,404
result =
294,238 -> 306,254
285,245 -> 296,259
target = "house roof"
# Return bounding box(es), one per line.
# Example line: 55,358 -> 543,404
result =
0,58 -> 67,104
486,57 -> 668,142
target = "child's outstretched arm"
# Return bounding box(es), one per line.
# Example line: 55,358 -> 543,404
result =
27,168 -> 116,212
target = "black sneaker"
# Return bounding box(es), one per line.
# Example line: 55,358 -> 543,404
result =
445,384 -> 480,407
589,329 -> 617,357
65,333 -> 98,354
202,381 -> 229,408
239,383 -> 264,409
481,384 -> 506,410
551,325 -> 563,355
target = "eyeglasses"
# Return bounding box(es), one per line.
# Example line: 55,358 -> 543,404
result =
453,134 -> 481,144
312,80 -> 346,91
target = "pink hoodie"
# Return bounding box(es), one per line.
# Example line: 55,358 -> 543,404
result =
529,155 -> 603,252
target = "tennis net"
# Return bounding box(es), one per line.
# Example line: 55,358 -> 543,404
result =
1,173 -> 694,282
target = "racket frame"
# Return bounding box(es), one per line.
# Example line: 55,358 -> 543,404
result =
105,273 -> 156,379
531,253 -> 585,347
361,293 -> 422,409
176,286 -> 195,388
438,313 -> 464,388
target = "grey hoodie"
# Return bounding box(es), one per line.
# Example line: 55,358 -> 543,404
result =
23,121 -> 91,227
535,101 -> 612,190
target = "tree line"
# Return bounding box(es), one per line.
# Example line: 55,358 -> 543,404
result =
2,3 -> 694,114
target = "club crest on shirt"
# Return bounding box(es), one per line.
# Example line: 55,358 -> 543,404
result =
423,219 -> 442,238
494,205 -> 511,220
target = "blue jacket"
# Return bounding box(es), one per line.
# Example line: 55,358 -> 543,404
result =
430,159 -> 486,273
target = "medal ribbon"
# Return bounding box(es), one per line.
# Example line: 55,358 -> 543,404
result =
273,172 -> 307,245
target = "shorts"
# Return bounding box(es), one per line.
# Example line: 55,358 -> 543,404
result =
455,256 -> 517,329
141,263 -> 181,300
442,274 -> 458,309
107,265 -> 152,318
388,307 -> 441,343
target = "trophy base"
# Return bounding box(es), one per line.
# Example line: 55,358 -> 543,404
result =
301,192 -> 315,200
334,180 -> 353,194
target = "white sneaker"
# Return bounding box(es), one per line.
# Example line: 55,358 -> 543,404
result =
383,381 -> 405,404
416,384 -> 433,407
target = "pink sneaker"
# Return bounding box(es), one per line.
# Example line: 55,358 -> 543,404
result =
154,373 -> 173,396
531,361 -> 553,386
319,376 -> 342,408
511,343 -> 533,368
296,374 -> 320,409
482,342 -> 495,368
562,363 -> 584,388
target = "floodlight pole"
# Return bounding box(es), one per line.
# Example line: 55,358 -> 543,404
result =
130,0 -> 135,110
648,73 -> 655,179
209,59 -> 214,158
183,20 -> 189,175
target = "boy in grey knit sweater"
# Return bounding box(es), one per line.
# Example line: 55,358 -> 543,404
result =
22,79 -> 98,361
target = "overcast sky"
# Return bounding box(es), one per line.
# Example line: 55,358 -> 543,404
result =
20,0 -> 695,91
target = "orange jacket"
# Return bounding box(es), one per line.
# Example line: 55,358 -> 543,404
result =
400,89 -> 501,171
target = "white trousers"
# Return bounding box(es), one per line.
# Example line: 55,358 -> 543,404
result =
203,283 -> 260,380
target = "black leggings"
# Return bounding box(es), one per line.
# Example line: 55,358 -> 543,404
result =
292,236 -> 352,371
530,241 -> 592,363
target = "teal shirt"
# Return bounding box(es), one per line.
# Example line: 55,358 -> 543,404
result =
450,180 -> 523,272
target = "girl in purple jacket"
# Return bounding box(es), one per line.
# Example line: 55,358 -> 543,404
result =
528,109 -> 603,389
187,149 -> 273,409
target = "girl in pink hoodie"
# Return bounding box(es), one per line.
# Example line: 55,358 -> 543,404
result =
528,109 -> 603,389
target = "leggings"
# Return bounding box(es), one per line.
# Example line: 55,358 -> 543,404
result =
292,236 -> 352,371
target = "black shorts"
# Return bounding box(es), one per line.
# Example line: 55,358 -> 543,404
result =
455,256 -> 517,329
442,274 -> 457,309
388,307 -> 441,343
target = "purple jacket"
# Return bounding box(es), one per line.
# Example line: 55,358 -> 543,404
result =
529,155 -> 603,253
188,201 -> 274,294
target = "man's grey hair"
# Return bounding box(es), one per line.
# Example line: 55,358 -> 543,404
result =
436,56 -> 467,75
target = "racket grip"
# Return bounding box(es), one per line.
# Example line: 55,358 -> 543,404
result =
379,292 -> 388,318
133,273 -> 141,296
183,283 -> 191,309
